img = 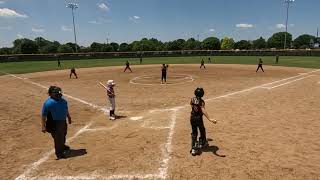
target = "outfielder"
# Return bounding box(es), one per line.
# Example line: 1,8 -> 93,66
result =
190,87 -> 217,156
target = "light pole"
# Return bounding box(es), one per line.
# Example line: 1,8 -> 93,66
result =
284,0 -> 294,49
66,3 -> 78,52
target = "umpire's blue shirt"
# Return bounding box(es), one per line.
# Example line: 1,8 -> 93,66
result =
42,97 -> 68,121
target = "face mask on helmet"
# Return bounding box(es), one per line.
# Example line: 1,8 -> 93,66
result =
48,86 -> 63,99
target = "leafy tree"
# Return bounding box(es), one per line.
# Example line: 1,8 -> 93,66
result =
119,43 -> 132,52
267,32 -> 292,49
202,37 -> 220,50
185,38 -> 197,50
293,34 -> 315,49
234,40 -> 252,50
0,47 -> 12,54
101,43 -> 114,52
252,37 -> 266,49
110,42 -> 119,52
66,42 -> 80,52
167,39 -> 186,50
18,39 -> 38,54
90,42 -> 104,52
221,37 -> 235,50
39,43 -> 59,54
58,44 -> 73,53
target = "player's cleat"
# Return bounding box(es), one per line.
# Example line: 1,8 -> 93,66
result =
199,140 -> 209,148
190,148 -> 198,156
109,116 -> 115,120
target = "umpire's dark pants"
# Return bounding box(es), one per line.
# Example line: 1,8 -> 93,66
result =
190,114 -> 206,149
50,121 -> 67,158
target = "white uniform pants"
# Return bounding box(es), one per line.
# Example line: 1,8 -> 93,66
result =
108,97 -> 115,111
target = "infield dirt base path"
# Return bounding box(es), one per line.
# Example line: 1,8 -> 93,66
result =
0,64 -> 320,180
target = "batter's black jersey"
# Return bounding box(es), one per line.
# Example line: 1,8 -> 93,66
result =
190,97 -> 205,116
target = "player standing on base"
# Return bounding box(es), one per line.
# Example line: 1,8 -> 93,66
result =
190,87 -> 217,156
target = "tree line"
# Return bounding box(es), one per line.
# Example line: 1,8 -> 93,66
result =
0,32 -> 319,55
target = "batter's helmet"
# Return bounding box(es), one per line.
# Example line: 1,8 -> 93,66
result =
194,87 -> 204,98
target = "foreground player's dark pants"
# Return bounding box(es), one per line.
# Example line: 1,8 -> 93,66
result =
50,121 -> 67,158
161,72 -> 167,82
190,114 -> 206,149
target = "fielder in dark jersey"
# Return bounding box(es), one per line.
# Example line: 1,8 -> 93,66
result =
161,64 -> 169,84
190,87 -> 216,156
256,58 -> 264,72
124,60 -> 132,72
200,59 -> 206,69
70,67 -> 78,79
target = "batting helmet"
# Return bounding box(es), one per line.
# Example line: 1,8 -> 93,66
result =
194,87 -> 204,98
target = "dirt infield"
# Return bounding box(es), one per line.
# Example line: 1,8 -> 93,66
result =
1,64 -> 320,180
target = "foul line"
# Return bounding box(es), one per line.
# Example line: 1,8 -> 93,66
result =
9,68 -> 319,179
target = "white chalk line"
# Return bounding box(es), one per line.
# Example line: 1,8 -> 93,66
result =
15,122 -> 93,180
11,68 -> 320,179
130,74 -> 194,86
262,75 -> 315,89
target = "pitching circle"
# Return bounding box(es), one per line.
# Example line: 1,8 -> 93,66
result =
130,74 -> 194,85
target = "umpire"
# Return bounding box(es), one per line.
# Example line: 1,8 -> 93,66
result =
41,86 -> 72,160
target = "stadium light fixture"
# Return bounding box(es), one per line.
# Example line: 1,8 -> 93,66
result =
284,0 -> 295,49
66,2 -> 78,52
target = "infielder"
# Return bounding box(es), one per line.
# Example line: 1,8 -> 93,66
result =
161,64 -> 169,84
124,60 -> 132,72
200,59 -> 206,69
190,87 -> 217,156
256,58 -> 264,72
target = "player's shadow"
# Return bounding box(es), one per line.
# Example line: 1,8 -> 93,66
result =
65,149 -> 87,159
115,115 -> 127,119
201,138 -> 226,157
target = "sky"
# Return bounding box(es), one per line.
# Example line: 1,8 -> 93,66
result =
0,0 -> 319,47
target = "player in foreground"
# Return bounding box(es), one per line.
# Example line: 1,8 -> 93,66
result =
99,80 -> 116,120
190,87 -> 217,156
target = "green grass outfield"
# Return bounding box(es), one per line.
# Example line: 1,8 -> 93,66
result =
0,56 -> 319,75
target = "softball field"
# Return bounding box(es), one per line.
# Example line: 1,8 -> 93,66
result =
1,64 -> 320,180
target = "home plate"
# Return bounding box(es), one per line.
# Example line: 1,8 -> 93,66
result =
130,116 -> 143,121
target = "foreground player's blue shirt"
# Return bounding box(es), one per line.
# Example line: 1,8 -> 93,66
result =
42,97 -> 68,121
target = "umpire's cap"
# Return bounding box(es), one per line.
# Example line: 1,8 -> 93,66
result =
194,87 -> 204,98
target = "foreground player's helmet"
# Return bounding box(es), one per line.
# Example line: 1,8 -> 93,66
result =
194,87 -> 204,98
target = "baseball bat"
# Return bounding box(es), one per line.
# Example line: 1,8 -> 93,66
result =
98,82 -> 108,90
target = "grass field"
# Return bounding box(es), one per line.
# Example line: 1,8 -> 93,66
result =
0,56 -> 319,75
